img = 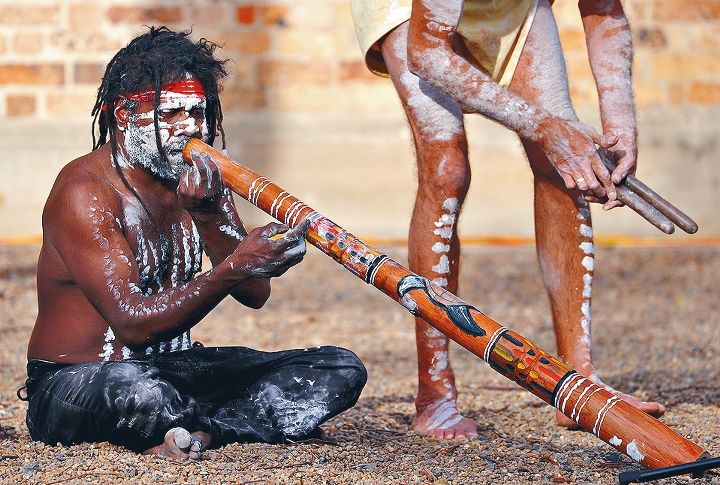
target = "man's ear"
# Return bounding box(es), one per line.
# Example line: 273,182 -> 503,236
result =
114,101 -> 130,132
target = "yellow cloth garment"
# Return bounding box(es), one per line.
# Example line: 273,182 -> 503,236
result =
351,0 -> 538,87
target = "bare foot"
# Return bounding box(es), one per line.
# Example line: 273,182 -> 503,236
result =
555,377 -> 665,429
143,427 -> 211,462
413,397 -> 479,440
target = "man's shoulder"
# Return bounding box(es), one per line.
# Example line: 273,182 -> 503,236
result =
43,145 -> 124,231
49,146 -> 118,203
56,144 -> 111,182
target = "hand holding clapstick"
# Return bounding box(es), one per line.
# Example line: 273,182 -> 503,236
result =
598,151 -> 698,235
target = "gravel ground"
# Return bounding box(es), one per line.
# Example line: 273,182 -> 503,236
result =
1,243 -> 719,485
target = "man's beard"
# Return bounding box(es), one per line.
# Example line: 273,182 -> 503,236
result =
123,121 -> 189,181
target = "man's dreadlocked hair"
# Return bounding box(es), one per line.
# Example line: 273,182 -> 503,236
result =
91,26 -> 228,153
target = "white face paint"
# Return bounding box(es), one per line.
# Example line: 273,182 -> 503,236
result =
121,91 -> 209,181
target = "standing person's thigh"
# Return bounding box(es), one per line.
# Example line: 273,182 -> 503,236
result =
509,0 -> 576,171
382,22 -> 467,163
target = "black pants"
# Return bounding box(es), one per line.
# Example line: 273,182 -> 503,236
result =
23,346 -> 367,452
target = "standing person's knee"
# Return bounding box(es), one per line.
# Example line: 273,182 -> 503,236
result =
417,144 -> 470,197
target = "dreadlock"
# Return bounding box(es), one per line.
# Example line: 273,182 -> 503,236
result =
91,26 -> 228,154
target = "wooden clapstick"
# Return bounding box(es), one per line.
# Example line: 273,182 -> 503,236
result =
614,183 -> 676,234
623,174 -> 698,234
183,139 -> 707,470
598,152 -> 698,234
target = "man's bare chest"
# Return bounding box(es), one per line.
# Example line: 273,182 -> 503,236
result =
122,206 -> 203,294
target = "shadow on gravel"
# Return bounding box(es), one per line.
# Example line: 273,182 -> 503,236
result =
605,369 -> 720,407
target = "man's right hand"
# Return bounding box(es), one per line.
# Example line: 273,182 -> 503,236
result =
229,219 -> 310,279
536,116 -> 619,203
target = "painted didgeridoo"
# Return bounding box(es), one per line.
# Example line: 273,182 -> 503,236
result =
183,138 -> 707,470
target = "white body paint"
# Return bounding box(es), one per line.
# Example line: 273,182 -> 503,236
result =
91,148 -> 204,359
388,31 -> 464,143
422,400 -> 464,430
120,90 -> 209,181
421,0 -> 462,26
626,439 -> 646,462
255,382 -> 328,438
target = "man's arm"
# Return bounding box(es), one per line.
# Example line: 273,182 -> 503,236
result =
46,177 -> 305,351
405,0 -> 617,200
580,0 -> 637,202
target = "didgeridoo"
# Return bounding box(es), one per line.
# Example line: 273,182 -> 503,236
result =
183,139 -> 707,470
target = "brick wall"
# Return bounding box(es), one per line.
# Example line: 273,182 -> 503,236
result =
2,1 -> 720,119
0,0 -> 393,119
1,0 -> 719,239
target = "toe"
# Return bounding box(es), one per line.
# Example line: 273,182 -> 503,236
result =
169,427 -> 193,450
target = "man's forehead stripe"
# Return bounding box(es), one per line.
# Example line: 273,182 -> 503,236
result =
122,80 -> 206,103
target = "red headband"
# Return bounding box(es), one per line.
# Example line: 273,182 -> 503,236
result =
122,79 -> 207,103
102,80 -> 207,112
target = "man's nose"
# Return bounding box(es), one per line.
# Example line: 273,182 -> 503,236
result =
173,115 -> 200,137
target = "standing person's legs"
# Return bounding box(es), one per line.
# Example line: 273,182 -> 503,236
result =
508,0 -> 664,427
381,22 -> 477,440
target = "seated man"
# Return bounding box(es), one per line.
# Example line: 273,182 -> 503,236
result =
19,27 -> 367,461
351,0 -> 664,438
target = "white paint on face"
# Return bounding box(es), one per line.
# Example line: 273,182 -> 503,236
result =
122,91 -> 208,181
